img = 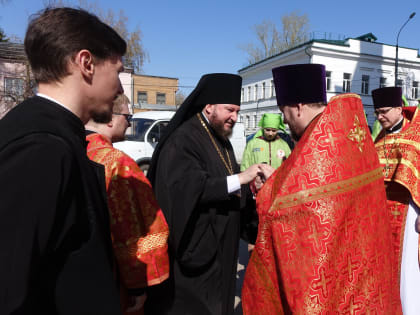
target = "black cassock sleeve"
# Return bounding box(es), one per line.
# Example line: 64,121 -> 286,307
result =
240,184 -> 258,245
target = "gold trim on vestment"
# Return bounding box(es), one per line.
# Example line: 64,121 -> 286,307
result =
375,138 -> 420,150
378,158 -> 419,179
269,167 -> 383,211
330,93 -> 361,101
137,231 -> 170,255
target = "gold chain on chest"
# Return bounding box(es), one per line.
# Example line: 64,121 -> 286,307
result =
197,113 -> 234,175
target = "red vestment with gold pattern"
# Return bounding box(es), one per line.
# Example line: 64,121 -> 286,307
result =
374,106 -> 420,306
86,133 -> 170,291
242,94 -> 400,314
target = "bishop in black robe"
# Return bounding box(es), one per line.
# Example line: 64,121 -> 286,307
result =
146,74 -> 257,315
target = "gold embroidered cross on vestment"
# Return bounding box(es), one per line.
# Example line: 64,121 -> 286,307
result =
347,115 -> 367,152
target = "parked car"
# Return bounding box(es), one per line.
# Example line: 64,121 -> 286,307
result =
114,110 -> 247,174
113,111 -> 175,174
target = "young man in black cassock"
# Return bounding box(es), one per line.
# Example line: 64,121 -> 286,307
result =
0,7 -> 126,315
146,73 -> 262,315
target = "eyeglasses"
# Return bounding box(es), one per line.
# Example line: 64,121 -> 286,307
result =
374,107 -> 393,117
113,112 -> 133,122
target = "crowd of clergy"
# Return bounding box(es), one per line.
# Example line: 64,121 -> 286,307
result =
0,6 -> 419,315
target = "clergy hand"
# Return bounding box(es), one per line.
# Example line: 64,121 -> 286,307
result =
254,175 -> 264,190
258,163 -> 275,181
238,164 -> 261,185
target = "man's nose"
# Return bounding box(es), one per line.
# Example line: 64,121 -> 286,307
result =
231,112 -> 238,122
117,81 -> 124,95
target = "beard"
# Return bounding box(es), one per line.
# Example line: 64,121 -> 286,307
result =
209,112 -> 234,139
290,129 -> 300,142
90,108 -> 113,124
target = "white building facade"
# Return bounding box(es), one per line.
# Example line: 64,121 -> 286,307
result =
238,33 -> 420,135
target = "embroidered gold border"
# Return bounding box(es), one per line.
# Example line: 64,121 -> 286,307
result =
147,272 -> 170,286
329,93 -> 361,101
378,158 -> 419,179
137,231 -> 169,255
375,138 -> 420,150
269,167 -> 383,211
392,138 -> 420,149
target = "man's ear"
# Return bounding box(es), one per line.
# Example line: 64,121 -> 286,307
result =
106,119 -> 114,128
74,49 -> 95,81
296,103 -> 304,117
203,104 -> 215,116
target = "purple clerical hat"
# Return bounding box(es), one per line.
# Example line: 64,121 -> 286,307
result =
272,64 -> 327,106
371,87 -> 402,109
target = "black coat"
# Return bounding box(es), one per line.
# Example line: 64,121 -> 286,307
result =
0,97 -> 121,315
146,114 -> 256,315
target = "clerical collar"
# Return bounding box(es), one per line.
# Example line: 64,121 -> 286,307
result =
201,111 -> 210,124
386,117 -> 404,134
37,93 -> 73,114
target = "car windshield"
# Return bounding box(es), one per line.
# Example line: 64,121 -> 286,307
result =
125,118 -> 154,141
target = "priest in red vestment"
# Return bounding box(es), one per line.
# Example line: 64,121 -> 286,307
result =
372,87 -> 412,143
85,94 -> 169,315
372,87 -> 420,314
242,64 -> 400,314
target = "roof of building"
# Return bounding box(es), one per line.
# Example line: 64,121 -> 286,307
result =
355,33 -> 378,42
238,32 -> 419,73
0,42 -> 27,62
133,73 -> 179,80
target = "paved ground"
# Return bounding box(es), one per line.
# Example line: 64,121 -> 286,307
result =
234,240 -> 250,315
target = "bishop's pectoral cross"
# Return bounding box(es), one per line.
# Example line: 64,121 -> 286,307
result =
384,164 -> 392,177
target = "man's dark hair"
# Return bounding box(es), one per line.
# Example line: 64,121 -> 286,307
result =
24,7 -> 127,83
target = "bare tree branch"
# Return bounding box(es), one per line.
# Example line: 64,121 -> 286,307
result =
44,0 -> 148,72
240,12 -> 310,65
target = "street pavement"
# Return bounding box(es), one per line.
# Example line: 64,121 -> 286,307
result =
234,239 -> 250,314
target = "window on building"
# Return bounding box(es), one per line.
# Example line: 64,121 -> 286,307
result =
379,77 -> 387,88
361,75 -> 369,95
4,77 -> 24,98
245,115 -> 250,128
247,86 -> 251,102
411,81 -> 419,100
241,88 -> 244,102
137,91 -> 147,104
396,79 -> 403,88
254,115 -> 258,127
326,71 -> 331,91
343,73 -> 351,92
271,80 -> 274,97
262,82 -> 266,99
156,93 -> 166,104
254,84 -> 258,101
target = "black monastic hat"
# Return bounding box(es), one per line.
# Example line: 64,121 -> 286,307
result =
147,73 -> 242,184
372,87 -> 402,109
272,64 -> 327,106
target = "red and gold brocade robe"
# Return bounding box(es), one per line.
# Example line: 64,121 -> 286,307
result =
374,107 -> 420,287
242,94 -> 400,314
86,133 -> 169,290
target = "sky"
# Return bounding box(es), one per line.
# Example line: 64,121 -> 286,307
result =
1,0 -> 419,94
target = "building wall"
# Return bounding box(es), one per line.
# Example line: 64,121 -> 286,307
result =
132,75 -> 178,108
0,59 -> 28,118
119,71 -> 133,105
238,36 -> 420,131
